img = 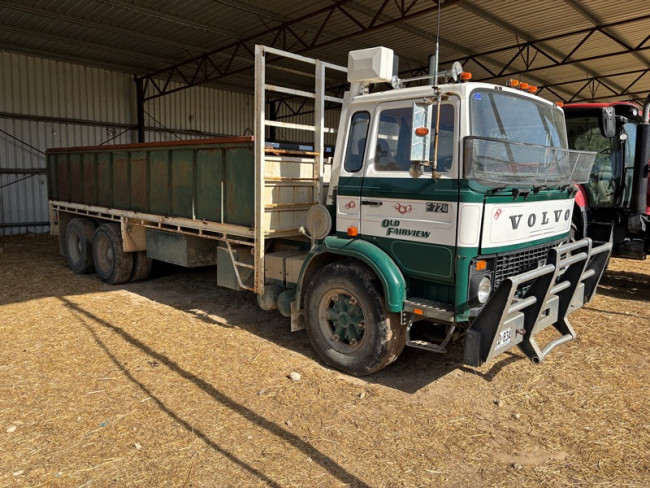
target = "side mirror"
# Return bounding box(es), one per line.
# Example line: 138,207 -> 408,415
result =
410,102 -> 432,161
599,107 -> 616,138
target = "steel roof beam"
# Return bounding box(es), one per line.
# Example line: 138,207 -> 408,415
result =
0,24 -> 172,66
474,43 -> 650,82
456,0 -> 626,94
397,14 -> 650,91
138,0 -> 444,100
94,0 -> 244,39
537,68 -> 650,103
562,0 -> 650,67
0,1 -> 208,54
335,0 -> 538,79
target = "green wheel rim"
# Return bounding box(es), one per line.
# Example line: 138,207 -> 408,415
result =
317,288 -> 367,353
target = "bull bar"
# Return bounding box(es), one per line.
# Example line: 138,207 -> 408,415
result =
463,237 -> 612,367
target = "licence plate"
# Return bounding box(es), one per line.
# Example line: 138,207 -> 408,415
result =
496,328 -> 511,349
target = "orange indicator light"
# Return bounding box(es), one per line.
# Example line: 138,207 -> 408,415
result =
527,85 -> 538,93
475,260 -> 487,271
555,101 -> 564,107
414,308 -> 424,315
415,127 -> 429,136
519,82 -> 529,90
507,79 -> 519,88
347,226 -> 358,237
460,72 -> 472,81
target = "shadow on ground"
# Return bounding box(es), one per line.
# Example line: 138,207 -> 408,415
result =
61,296 -> 371,488
2,234 -> 527,393
597,269 -> 650,302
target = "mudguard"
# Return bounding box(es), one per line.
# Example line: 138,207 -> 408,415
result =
296,236 -> 406,312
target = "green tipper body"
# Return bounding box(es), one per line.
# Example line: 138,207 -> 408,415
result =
47,137 -> 255,228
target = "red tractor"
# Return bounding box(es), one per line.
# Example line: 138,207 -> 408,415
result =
564,98 -> 650,259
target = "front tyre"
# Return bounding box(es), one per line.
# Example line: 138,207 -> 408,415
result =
304,262 -> 404,376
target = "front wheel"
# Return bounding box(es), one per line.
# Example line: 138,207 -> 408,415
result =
304,262 -> 404,376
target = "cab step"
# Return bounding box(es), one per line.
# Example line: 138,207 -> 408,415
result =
403,298 -> 455,322
403,298 -> 455,353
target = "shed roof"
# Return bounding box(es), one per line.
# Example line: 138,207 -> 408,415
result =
1,0 -> 649,104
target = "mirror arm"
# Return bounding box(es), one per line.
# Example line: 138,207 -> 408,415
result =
432,88 -> 442,179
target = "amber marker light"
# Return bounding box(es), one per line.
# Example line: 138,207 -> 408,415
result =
475,260 -> 487,271
414,308 -> 424,315
527,85 -> 538,93
519,82 -> 529,90
555,101 -> 565,107
415,127 -> 429,136
347,226 -> 358,237
460,72 -> 472,81
507,79 -> 519,88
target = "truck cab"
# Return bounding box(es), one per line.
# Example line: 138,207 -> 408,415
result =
294,47 -> 612,375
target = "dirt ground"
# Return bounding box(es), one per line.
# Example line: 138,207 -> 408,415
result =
0,234 -> 648,488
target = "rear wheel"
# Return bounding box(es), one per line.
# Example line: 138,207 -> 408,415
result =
130,251 -> 153,282
92,223 -> 133,285
305,261 -> 404,376
64,218 -> 96,274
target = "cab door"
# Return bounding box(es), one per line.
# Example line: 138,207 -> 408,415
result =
335,109 -> 372,235
358,99 -> 459,284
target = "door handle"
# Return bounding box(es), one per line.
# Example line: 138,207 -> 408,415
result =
361,200 -> 383,206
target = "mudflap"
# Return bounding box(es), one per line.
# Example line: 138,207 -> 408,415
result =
463,237 -> 612,367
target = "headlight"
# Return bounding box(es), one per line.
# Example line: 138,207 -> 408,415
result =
477,276 -> 492,304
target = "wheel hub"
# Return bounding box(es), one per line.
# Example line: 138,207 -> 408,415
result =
322,292 -> 365,349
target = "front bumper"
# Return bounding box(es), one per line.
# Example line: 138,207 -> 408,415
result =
463,237 -> 612,367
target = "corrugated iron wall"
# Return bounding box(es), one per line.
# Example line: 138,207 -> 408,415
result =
0,51 -> 257,235
144,81 -> 254,141
0,52 -> 134,235
0,51 -> 342,235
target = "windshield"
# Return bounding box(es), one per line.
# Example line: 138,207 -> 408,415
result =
566,114 -> 636,208
465,90 -> 594,187
470,89 -> 566,147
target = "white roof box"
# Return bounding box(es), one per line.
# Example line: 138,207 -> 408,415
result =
347,47 -> 394,84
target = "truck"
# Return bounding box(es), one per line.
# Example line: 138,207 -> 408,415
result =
46,45 -> 612,376
564,99 -> 650,259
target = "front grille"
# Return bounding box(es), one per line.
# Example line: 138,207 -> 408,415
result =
493,241 -> 562,289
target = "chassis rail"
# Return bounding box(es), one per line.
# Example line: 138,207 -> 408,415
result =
463,237 -> 612,367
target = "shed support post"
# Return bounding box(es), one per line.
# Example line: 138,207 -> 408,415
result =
136,77 -> 145,143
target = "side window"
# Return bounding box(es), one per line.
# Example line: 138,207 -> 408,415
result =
343,111 -> 370,173
374,104 -> 455,172
376,107 -> 412,171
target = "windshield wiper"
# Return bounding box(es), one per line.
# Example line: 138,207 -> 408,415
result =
560,184 -> 577,195
512,188 -> 531,200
